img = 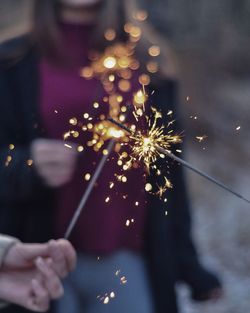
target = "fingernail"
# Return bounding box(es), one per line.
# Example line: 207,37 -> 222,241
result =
36,257 -> 46,269
57,285 -> 64,298
46,258 -> 53,266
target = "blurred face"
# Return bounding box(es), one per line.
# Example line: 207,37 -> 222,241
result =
59,0 -> 103,8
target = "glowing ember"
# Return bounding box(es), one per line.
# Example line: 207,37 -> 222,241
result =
133,10 -> 148,21
104,28 -> 116,41
64,144 -> 73,149
104,106 -> 182,199
84,173 -> 91,181
81,42 -> 138,83
196,135 -> 208,142
120,276 -> 127,284
148,45 -> 161,57
27,159 -> 33,166
105,196 -> 110,203
77,145 -> 84,152
156,178 -> 173,198
130,108 -> 182,170
145,183 -> 152,192
69,117 -> 77,125
103,56 -> 117,69
134,89 -> 147,105
103,297 -> 109,304
109,182 -> 114,189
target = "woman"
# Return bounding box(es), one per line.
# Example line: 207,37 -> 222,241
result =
0,0 -> 222,312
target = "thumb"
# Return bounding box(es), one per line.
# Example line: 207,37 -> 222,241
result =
4,243 -> 50,268
18,243 -> 51,260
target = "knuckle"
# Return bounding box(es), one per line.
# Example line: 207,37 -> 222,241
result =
39,290 -> 49,303
55,286 -> 64,299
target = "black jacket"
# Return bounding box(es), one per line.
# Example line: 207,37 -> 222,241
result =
0,41 -> 220,313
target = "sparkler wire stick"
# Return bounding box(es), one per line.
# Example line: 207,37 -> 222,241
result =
64,139 -> 115,239
107,118 -> 250,205
156,146 -> 250,204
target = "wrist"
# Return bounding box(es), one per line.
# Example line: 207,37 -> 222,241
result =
0,235 -> 19,269
0,271 -> 12,304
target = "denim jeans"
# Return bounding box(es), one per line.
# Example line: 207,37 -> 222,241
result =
56,250 -> 154,313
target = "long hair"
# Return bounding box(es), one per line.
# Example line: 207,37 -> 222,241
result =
33,0 -> 61,58
33,0 -> 124,59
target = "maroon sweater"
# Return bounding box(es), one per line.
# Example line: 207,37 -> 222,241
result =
39,23 -> 147,254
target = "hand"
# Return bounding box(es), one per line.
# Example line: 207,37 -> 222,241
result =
3,239 -> 76,274
0,258 -> 63,312
0,239 -> 77,311
31,139 -> 78,187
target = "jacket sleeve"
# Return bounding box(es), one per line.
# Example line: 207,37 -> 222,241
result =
0,234 -> 19,308
154,80 -> 221,299
170,153 -> 221,299
0,302 -> 7,309
0,142 -> 45,203
0,55 -> 47,204
0,234 -> 18,268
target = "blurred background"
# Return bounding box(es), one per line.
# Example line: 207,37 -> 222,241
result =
1,0 -> 250,312
143,1 -> 250,313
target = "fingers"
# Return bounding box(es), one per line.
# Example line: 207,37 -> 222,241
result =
48,240 -> 67,278
57,239 -> 77,272
38,165 -> 76,187
35,153 -> 77,171
26,254 -> 67,312
31,139 -> 78,187
3,242 -> 50,269
48,239 -> 76,278
27,279 -> 49,312
32,139 -> 77,153
4,239 -> 77,273
32,139 -> 77,163
35,257 -> 64,299
36,162 -> 76,187
19,243 -> 50,260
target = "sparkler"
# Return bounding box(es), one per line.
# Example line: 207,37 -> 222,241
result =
108,117 -> 250,205
129,109 -> 182,171
64,21 -> 249,242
